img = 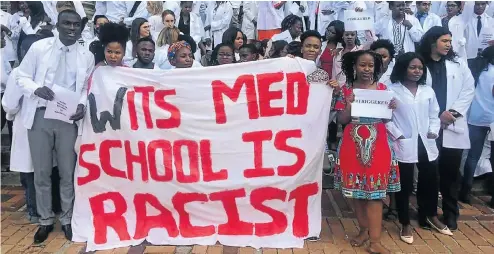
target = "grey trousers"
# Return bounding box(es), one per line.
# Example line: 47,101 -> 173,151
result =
28,108 -> 77,226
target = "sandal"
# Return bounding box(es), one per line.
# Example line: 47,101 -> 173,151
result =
350,228 -> 369,247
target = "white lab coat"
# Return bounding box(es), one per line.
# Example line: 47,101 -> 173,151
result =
15,37 -> 94,130
419,13 -> 442,32
257,1 -> 285,31
448,15 -> 467,59
1,68 -> 32,173
464,13 -> 494,59
242,1 -> 258,40
366,1 -> 390,24
123,1 -> 150,27
376,15 -> 424,54
176,12 -> 205,60
310,2 -> 337,36
41,1 -> 86,25
386,83 -> 441,163
425,58 -> 475,149
209,2 -> 233,47
431,1 -> 448,18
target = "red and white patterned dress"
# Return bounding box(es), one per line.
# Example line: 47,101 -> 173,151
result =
333,83 -> 401,200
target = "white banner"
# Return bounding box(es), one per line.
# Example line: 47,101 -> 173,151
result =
343,10 -> 374,31
71,58 -> 332,251
351,89 -> 393,119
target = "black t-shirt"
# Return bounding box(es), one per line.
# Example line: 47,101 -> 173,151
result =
178,13 -> 191,36
427,58 -> 448,113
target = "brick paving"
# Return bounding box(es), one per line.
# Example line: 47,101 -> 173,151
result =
2,186 -> 494,253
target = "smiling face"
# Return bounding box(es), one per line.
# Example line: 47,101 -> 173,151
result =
105,42 -> 124,66
139,22 -> 150,38
57,12 -> 82,45
355,53 -> 375,82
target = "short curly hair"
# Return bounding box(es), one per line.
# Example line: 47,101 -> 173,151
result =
370,39 -> 396,61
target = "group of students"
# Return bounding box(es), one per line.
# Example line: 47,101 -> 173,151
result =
0,1 -> 494,254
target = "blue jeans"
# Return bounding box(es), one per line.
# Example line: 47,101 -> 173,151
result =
461,124 -> 491,196
20,172 -> 39,219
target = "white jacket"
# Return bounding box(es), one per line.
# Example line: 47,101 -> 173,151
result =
242,1 -> 259,40
376,15 -> 424,54
209,2 -> 233,47
418,12 -> 442,32
1,68 -> 33,172
425,58 -> 475,149
15,37 -> 94,130
386,83 -> 441,163
257,1 -> 285,30
310,2 -> 337,36
448,15 -> 467,59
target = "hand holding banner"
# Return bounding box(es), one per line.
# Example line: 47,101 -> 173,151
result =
72,58 -> 332,251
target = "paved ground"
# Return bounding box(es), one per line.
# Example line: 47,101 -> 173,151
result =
3,186 -> 494,254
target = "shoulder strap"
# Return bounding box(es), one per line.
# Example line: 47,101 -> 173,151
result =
128,1 -> 142,18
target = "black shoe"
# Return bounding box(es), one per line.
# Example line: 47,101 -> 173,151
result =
62,224 -> 72,241
306,236 -> 320,242
489,198 -> 494,209
33,225 -> 54,244
459,194 -> 471,205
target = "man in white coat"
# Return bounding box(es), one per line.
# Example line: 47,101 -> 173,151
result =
415,1 -> 442,32
16,10 -> 94,244
420,26 -> 475,231
376,1 -> 424,56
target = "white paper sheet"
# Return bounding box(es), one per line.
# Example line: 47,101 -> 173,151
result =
343,10 -> 374,31
479,28 -> 494,50
44,84 -> 79,123
351,89 -> 393,119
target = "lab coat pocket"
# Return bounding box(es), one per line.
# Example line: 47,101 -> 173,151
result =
425,138 -> 439,161
395,138 -> 415,163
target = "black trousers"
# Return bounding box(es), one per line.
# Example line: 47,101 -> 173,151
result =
436,134 -> 463,221
396,137 -> 439,226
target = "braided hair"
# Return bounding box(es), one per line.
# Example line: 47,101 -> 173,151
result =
341,50 -> 383,85
281,14 -> 303,32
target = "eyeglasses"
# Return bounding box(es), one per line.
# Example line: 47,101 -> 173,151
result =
447,4 -> 458,8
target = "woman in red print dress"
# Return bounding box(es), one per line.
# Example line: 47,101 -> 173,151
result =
333,50 -> 400,254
